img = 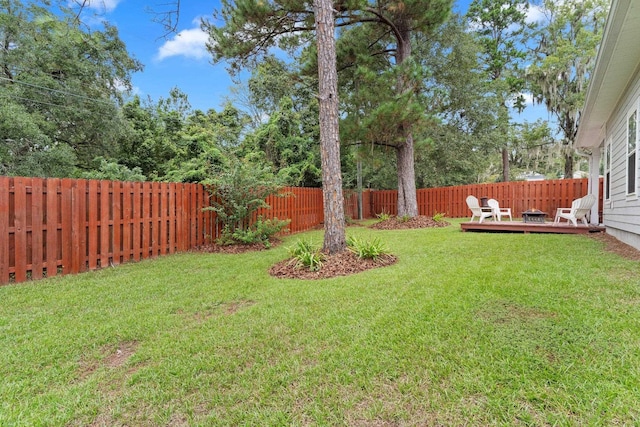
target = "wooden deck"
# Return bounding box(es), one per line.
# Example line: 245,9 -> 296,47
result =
460,220 -> 605,234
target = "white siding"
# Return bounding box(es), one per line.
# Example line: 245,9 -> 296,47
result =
604,63 -> 640,249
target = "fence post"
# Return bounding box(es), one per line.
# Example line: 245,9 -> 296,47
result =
45,178 -> 59,278
13,177 -> 28,282
0,177 -> 9,284
31,178 -> 44,280
100,180 -> 111,267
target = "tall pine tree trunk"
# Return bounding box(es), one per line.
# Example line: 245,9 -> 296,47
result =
397,131 -> 419,217
314,0 -> 346,254
564,150 -> 574,179
502,147 -> 510,182
395,25 -> 419,217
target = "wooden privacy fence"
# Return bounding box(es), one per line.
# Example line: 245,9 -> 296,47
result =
260,187 -> 324,233
372,178 -> 602,219
0,178 -> 332,285
0,177 -> 214,285
1,176 -> 602,285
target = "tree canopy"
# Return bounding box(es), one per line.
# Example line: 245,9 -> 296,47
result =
0,0 -> 611,192
205,0 -> 453,217
0,0 -> 142,176
528,0 -> 609,178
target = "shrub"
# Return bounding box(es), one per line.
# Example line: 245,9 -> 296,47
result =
288,239 -> 325,271
432,211 -> 447,222
204,155 -> 287,245
230,217 -> 290,247
376,211 -> 391,221
80,157 -> 146,182
347,236 -> 389,260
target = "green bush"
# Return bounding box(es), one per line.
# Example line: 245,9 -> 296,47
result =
347,236 -> 389,260
288,239 -> 325,271
80,157 -> 146,181
432,211 -> 447,222
229,217 -> 290,247
376,211 -> 391,221
204,155 -> 287,245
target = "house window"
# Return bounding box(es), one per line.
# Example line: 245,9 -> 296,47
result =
627,109 -> 637,195
605,139 -> 611,200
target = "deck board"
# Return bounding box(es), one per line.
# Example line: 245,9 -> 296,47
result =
460,221 -> 605,234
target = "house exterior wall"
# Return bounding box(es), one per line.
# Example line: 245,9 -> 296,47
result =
603,63 -> 640,250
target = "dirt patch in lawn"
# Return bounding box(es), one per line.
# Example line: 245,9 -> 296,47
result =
477,300 -> 556,325
104,341 -> 138,368
77,341 -> 139,381
224,299 -> 256,315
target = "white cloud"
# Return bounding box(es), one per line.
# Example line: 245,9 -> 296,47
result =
114,78 -> 141,96
100,0 -> 121,11
467,2 -> 547,31
520,92 -> 535,105
156,22 -> 209,61
506,92 -> 536,109
525,3 -> 546,24
71,0 -> 122,13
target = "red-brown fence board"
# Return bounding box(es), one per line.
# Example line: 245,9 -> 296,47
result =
60,179 -> 72,274
31,178 -> 43,280
168,183 -> 176,254
132,184 -> 141,261
45,178 -> 58,278
101,181 -> 111,267
71,179 -> 85,274
87,180 -> 98,270
0,177 -> 7,283
112,181 -> 121,266
13,178 -> 27,282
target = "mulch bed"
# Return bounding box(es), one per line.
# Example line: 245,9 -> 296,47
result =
270,216 -> 448,279
269,251 -> 397,280
194,239 -> 282,254
588,232 -> 640,260
369,215 -> 451,230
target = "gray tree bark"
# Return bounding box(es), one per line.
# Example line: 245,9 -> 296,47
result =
395,24 -> 419,217
314,0 -> 346,254
502,147 -> 510,182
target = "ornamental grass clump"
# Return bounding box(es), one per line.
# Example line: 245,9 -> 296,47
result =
376,211 -> 391,221
288,238 -> 325,271
347,235 -> 389,260
432,211 -> 447,222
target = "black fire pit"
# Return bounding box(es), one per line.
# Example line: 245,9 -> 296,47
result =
522,210 -> 547,223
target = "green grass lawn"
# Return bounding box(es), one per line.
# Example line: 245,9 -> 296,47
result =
2,219 -> 640,426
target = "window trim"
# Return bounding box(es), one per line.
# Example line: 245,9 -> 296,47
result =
605,138 -> 611,201
626,105 -> 638,198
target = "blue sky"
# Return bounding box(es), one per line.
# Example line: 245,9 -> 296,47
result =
85,0 -> 550,123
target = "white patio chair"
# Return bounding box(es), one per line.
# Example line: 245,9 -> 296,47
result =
487,198 -> 512,221
554,194 -> 597,226
466,195 -> 495,223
